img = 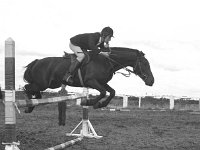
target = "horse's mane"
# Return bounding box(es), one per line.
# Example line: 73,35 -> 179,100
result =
110,47 -> 145,57
62,47 -> 145,58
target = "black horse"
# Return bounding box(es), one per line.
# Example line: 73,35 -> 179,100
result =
23,47 -> 154,113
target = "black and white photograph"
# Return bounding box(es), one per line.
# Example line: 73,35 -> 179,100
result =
0,0 -> 200,150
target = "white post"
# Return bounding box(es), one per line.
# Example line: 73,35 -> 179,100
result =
138,97 -> 141,108
76,98 -> 81,105
170,96 -> 174,110
122,95 -> 128,108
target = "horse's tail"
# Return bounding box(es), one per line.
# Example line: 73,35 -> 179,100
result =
23,59 -> 38,83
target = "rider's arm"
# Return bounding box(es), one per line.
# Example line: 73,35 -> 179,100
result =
88,35 -> 101,54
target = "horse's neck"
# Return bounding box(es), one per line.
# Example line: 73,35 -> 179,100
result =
113,59 -> 129,72
110,55 -> 134,71
109,49 -> 138,72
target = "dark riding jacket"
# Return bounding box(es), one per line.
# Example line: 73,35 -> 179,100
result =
70,32 -> 108,54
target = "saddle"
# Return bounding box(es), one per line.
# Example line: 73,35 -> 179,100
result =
63,51 -> 91,86
63,51 -> 112,86
63,51 -> 90,65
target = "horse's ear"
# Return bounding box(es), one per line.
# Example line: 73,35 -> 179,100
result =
139,51 -> 145,56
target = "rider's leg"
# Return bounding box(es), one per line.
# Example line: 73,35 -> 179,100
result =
63,43 -> 85,84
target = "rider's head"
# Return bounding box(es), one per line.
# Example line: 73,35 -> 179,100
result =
101,27 -> 114,43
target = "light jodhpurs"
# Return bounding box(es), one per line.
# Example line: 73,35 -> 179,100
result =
69,42 -> 85,62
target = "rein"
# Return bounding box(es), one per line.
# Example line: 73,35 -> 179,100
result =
100,48 -> 148,80
107,53 -> 148,81
106,54 -> 135,77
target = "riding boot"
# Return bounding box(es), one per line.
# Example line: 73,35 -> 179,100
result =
63,59 -> 81,84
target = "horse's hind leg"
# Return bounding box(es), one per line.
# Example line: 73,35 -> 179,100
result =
81,79 -> 107,107
94,84 -> 115,108
24,83 -> 42,113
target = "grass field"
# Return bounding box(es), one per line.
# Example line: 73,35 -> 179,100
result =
1,91 -> 200,150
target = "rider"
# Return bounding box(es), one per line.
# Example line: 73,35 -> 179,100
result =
63,26 -> 114,84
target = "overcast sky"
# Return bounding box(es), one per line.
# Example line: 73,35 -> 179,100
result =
0,0 -> 200,97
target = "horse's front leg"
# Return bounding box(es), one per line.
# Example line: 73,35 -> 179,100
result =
93,84 -> 115,109
24,84 -> 42,113
81,79 -> 106,107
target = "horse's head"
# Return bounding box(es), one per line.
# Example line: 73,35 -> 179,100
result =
108,47 -> 154,86
133,51 -> 154,86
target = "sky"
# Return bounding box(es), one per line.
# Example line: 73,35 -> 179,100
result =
0,0 -> 200,98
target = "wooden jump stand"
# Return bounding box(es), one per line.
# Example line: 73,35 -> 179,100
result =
66,88 -> 103,139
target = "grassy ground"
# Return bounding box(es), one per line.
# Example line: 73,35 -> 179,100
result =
1,92 -> 200,150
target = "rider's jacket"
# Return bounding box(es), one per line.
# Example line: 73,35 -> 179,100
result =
70,32 -> 107,54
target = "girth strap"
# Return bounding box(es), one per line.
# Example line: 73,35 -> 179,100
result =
78,69 -> 85,87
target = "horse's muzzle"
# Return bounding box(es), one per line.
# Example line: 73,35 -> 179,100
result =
145,76 -> 154,86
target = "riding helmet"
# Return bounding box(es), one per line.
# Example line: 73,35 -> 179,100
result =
101,27 -> 114,37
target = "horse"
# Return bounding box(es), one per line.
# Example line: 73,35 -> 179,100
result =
23,47 -> 154,113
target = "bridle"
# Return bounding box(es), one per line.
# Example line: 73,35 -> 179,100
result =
133,57 -> 148,81
107,54 -> 148,81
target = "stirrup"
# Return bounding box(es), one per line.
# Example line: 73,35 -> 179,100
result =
65,75 -> 72,82
65,75 -> 74,84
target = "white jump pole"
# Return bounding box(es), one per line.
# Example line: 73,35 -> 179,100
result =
66,88 -> 102,139
16,95 -> 83,108
45,137 -> 83,150
169,96 -> 174,110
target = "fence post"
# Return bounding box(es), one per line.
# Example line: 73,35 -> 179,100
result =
138,97 -> 141,108
170,96 -> 174,110
4,38 -> 16,142
122,95 -> 128,108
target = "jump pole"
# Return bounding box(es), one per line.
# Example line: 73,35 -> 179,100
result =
44,137 -> 83,150
66,88 -> 103,139
2,38 -> 20,150
16,94 -> 84,108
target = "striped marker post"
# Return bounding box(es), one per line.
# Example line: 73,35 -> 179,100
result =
3,38 -> 20,149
